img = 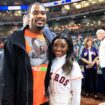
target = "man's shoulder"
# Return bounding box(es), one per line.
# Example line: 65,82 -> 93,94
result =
43,26 -> 56,43
6,28 -> 25,47
8,29 -> 24,40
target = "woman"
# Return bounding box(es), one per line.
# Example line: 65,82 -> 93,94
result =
45,33 -> 83,105
81,36 -> 99,98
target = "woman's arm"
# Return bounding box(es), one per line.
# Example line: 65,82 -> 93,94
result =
81,57 -> 91,65
71,79 -> 82,105
92,56 -> 99,64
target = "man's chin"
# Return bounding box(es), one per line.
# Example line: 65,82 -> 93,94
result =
36,26 -> 44,30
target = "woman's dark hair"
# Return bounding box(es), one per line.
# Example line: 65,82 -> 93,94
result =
45,33 -> 74,94
51,33 -> 74,75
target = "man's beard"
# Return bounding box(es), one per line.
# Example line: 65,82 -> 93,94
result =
36,25 -> 44,30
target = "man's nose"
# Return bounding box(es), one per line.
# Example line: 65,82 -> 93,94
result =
37,12 -> 43,17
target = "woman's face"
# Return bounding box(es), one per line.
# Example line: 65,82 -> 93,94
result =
53,38 -> 69,57
87,40 -> 92,47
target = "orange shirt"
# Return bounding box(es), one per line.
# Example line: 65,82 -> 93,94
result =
25,29 -> 48,105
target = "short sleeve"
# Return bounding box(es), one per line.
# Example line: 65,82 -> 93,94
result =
70,61 -> 83,80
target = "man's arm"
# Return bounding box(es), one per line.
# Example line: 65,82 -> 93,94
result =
0,40 -> 16,105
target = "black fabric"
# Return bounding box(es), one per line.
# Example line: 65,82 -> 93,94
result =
78,59 -> 84,65
41,102 -> 49,105
45,60 -> 52,94
101,67 -> 105,81
84,68 -> 97,94
0,26 -> 55,105
1,41 -> 33,105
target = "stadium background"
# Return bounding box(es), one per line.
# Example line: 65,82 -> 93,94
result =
0,0 -> 105,37
0,0 -> 105,105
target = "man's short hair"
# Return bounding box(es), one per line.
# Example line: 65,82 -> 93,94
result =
27,2 -> 46,15
96,29 -> 105,35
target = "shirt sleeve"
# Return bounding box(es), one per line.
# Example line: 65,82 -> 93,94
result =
81,49 -> 84,58
71,79 -> 82,105
70,61 -> 83,80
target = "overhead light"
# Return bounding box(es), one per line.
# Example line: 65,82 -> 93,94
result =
75,4 -> 81,9
99,0 -> 104,2
86,24 -> 89,26
91,1 -> 97,4
73,3 -> 78,6
82,2 -> 89,7
93,21 -> 96,24
64,5 -> 70,10
82,1 -> 89,7
91,23 -> 94,26
61,7 -> 68,14
83,15 -> 86,18
98,21 -> 101,25
45,8 -> 49,12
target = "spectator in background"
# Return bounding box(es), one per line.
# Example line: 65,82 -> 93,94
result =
0,38 -> 4,70
73,39 -> 79,61
0,40 -> 4,49
0,2 -> 55,105
0,38 -> 5,103
81,36 -> 99,99
96,29 -> 105,83
23,14 -> 29,27
0,39 -> 4,55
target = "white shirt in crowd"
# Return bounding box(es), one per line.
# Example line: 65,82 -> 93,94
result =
99,38 -> 105,68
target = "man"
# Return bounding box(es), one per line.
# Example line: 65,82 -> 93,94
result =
0,2 -> 54,105
96,29 -> 105,82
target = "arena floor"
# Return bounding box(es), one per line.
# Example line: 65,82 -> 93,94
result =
81,97 -> 105,105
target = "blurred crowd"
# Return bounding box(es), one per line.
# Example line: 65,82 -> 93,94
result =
0,28 -> 105,102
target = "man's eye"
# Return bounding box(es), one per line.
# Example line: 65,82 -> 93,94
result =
41,11 -> 46,15
33,11 -> 38,15
32,11 -> 46,15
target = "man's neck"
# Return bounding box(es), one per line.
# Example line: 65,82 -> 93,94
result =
28,28 -> 43,34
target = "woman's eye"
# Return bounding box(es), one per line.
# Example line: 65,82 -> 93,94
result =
61,45 -> 65,48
